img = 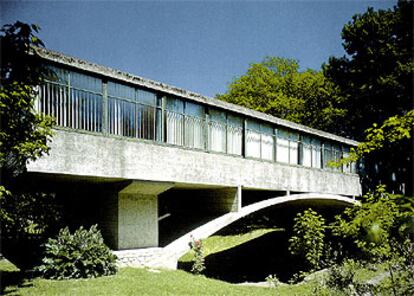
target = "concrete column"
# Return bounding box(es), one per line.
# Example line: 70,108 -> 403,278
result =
190,186 -> 242,214
118,193 -> 158,249
108,181 -> 174,250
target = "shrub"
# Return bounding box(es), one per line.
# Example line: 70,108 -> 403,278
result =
288,208 -> 326,271
0,191 -> 62,269
189,236 -> 205,275
36,225 -> 117,279
331,186 -> 412,260
324,259 -> 373,296
265,274 -> 282,287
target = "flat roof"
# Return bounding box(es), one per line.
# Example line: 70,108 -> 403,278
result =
35,47 -> 358,147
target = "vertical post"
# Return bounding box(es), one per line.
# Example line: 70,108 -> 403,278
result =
273,128 -> 277,162
321,143 -> 325,169
242,118 -> 247,158
102,81 -> 108,134
182,102 -> 186,147
161,96 -> 166,142
68,71 -> 73,129
204,108 -> 209,151
225,114 -> 228,154
288,135 -> 291,164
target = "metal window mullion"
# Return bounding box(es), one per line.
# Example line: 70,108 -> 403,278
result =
67,72 -> 74,129
242,119 -> 247,158
162,97 -> 166,142
273,129 -> 277,163
204,113 -> 209,151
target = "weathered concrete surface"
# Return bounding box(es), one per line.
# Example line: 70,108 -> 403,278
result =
27,129 -> 362,197
105,181 -> 174,249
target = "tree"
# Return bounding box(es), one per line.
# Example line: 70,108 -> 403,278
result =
324,1 -> 413,194
0,21 -> 57,268
333,110 -> 414,194
288,208 -> 326,271
217,57 -> 346,133
0,21 -> 54,190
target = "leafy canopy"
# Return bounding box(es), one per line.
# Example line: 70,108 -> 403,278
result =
0,21 -> 54,187
217,57 -> 345,133
324,1 -> 413,139
0,21 -> 56,269
288,208 -> 326,271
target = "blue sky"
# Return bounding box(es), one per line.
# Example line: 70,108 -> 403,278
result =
2,1 -> 396,97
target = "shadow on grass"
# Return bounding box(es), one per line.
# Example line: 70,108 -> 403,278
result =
179,230 -> 305,283
0,270 -> 34,295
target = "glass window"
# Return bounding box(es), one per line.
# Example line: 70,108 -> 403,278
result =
40,67 -> 103,132
184,102 -> 205,149
276,129 -> 289,163
333,144 -> 342,172
167,97 -> 184,113
46,65 -> 68,84
300,135 -> 312,167
137,89 -> 156,106
261,123 -> 274,161
227,114 -> 243,156
185,101 -> 204,118
166,97 -> 184,145
246,119 -> 261,158
209,109 -> 226,153
311,139 -> 322,169
289,132 -> 299,165
342,146 -> 351,173
323,143 -> 333,169
108,81 -> 135,100
70,71 -> 102,93
107,81 -> 156,139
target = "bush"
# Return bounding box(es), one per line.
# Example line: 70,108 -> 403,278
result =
331,186 -> 412,260
189,236 -> 205,275
36,225 -> 117,279
288,208 -> 326,271
0,191 -> 62,269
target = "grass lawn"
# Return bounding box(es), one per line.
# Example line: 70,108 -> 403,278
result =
179,228 -> 280,263
1,261 -> 316,296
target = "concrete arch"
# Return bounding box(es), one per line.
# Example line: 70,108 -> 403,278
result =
160,193 -> 357,268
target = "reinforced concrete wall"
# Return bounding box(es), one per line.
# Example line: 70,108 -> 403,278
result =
101,181 -> 173,250
27,129 -> 362,197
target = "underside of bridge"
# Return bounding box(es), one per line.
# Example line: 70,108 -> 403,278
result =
20,172 -> 357,271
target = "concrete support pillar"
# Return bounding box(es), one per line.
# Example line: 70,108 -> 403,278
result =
106,181 -> 174,250
118,193 -> 158,249
192,186 -> 242,214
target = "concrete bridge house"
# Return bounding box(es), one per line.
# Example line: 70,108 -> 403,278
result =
27,48 -> 362,268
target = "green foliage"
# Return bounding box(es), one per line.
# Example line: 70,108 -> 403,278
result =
0,21 -> 56,269
189,236 -> 206,275
324,1 -> 413,194
332,186 -> 413,260
36,225 -> 117,280
334,109 -> 414,168
217,57 -> 345,133
321,241 -> 414,296
265,274 -> 282,288
324,2 -> 413,139
324,259 -> 374,296
382,239 -> 414,296
288,209 -> 326,270
0,21 -> 54,183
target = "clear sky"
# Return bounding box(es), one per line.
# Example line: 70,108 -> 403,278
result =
2,0 -> 396,97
